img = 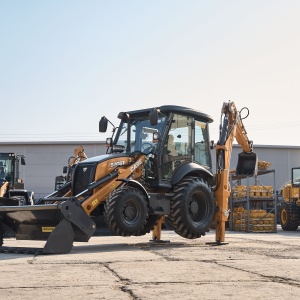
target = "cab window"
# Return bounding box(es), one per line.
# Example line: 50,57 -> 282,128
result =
194,120 -> 210,167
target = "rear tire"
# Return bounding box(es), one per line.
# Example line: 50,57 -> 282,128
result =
0,224 -> 3,246
168,176 -> 214,239
280,202 -> 299,231
104,186 -> 149,236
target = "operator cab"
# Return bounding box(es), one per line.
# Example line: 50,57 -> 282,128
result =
0,153 -> 25,185
100,105 -> 214,190
292,167 -> 300,187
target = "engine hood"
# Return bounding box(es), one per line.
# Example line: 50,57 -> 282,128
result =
78,153 -> 132,165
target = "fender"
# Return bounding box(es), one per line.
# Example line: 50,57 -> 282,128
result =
118,178 -> 149,200
171,162 -> 213,186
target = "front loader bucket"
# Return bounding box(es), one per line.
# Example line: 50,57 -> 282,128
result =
0,198 -> 96,254
235,152 -> 258,177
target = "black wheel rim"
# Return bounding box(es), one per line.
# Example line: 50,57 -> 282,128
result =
122,198 -> 142,226
188,190 -> 208,224
281,208 -> 287,225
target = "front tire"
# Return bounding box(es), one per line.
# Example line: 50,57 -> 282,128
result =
0,225 -> 3,246
104,186 -> 149,236
168,176 -> 214,239
280,202 -> 299,231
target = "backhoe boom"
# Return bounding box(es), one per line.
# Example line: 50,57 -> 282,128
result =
214,101 -> 257,243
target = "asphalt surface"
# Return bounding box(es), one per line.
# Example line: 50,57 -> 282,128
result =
0,226 -> 299,300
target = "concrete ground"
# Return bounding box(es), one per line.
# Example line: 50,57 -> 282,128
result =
0,226 -> 299,300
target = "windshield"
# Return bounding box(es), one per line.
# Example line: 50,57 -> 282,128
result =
194,120 -> 211,167
292,167 -> 300,186
114,115 -> 166,154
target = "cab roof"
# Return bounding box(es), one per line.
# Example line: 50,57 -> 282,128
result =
118,105 -> 213,123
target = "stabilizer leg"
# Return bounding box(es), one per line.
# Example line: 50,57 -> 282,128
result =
150,216 -> 170,244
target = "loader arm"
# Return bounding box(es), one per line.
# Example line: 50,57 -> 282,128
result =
214,101 -> 256,243
80,153 -> 147,215
0,181 -> 9,197
0,153 -> 147,254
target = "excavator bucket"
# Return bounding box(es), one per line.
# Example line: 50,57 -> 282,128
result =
235,152 -> 258,177
0,198 -> 96,254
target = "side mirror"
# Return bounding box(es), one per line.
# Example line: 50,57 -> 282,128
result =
21,157 -> 26,165
99,116 -> 108,132
149,108 -> 158,126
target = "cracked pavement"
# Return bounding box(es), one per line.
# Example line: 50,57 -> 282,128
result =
0,226 -> 299,299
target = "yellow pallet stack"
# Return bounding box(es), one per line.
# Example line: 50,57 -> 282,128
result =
249,210 -> 275,232
232,185 -> 273,199
258,160 -> 271,170
232,185 -> 247,199
232,207 -> 248,231
249,185 -> 273,198
232,207 -> 275,232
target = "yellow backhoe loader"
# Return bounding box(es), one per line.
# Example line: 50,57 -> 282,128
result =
0,101 -> 257,254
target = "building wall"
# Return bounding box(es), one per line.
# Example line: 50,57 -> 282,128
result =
0,142 -> 107,198
1,142 -> 300,199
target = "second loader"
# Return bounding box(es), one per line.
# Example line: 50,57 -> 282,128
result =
0,101 -> 257,254
0,153 -> 34,206
279,166 -> 300,230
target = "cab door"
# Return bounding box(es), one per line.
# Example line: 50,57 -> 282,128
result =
161,114 -> 193,180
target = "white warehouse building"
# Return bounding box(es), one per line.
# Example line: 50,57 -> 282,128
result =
0,141 -> 299,200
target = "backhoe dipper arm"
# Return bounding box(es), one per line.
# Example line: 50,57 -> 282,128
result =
214,101 -> 255,244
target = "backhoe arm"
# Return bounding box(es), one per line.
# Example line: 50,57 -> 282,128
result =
214,101 -> 256,243
68,146 -> 87,167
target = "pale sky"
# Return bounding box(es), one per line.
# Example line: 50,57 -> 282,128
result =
1,1 -> 300,146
